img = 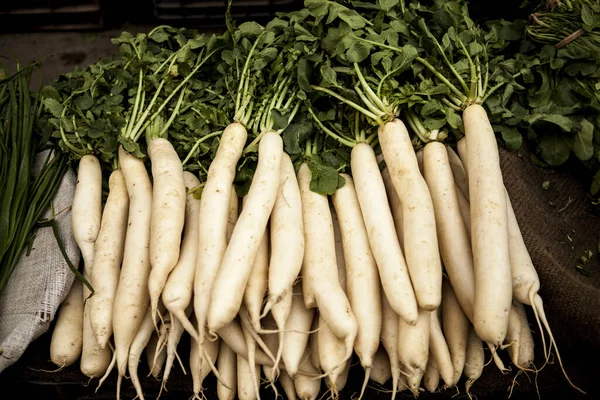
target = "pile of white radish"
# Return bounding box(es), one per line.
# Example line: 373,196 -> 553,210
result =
49,106 -> 584,400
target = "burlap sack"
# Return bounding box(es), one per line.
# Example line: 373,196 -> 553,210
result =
0,151 -> 80,374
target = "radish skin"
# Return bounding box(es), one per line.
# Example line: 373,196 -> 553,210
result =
331,173 -> 382,375
378,120 -> 442,311
113,146 -> 153,377
262,153 -> 304,322
208,132 -> 283,334
429,308 -> 455,387
191,328 -> 220,399
309,314 -> 320,371
71,154 -> 102,268
380,164 -> 404,253
238,355 -> 261,400
351,143 -> 418,323
463,104 -> 511,346
424,358 -> 440,393
297,162 -> 357,373
456,186 -> 472,238
243,222 -> 269,332
423,141 -> 475,321
90,169 -> 129,349
278,370 -> 297,400
147,138 -> 186,327
446,145 -> 469,199
147,331 -> 167,379
217,340 -> 238,400
194,122 -> 247,347
515,302 -> 535,370
282,283 -> 314,377
129,305 -> 165,400
370,346 -> 392,385
162,171 -> 202,341
397,308 -> 430,396
317,315 -> 346,396
295,349 -> 322,400
380,289 -> 400,400
50,279 -> 84,368
441,279 -> 470,386
464,327 -> 484,396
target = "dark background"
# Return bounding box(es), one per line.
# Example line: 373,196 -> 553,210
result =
1,1 -> 596,400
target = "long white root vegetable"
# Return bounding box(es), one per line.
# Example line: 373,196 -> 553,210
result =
297,162 -> 357,374
90,169 -> 129,349
162,171 -> 202,341
147,138 -> 186,327
378,120 -> 442,311
208,132 -> 283,334
441,279 -> 470,386
331,173 -> 381,378
282,283 -> 314,377
217,340 -> 238,400
238,355 -> 261,400
463,104 -> 512,346
50,279 -> 84,368
113,146 -> 153,379
429,308 -> 455,388
351,143 -> 418,323
370,346 -> 392,386
380,288 -> 400,400
194,122 -> 247,347
464,326 -> 484,396
397,308 -> 431,396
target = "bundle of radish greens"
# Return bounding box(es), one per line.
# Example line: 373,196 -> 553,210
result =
40,1 -> 597,399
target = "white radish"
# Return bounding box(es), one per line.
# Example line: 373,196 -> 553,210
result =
50,279 -> 83,368
441,279 -> 470,386
380,289 -> 400,400
90,169 -> 129,349
128,305 -> 165,400
194,122 -> 247,347
238,355 -> 261,400
370,346 -> 392,386
72,154 -> 111,378
378,120 -> 442,310
147,138 -> 186,327
309,314 -> 320,371
424,358 -> 440,393
278,370 -> 297,400
515,302 -> 535,370
282,283 -> 314,377
456,186 -> 472,238
191,327 -> 221,399
295,348 -> 322,400
239,306 -> 266,400
207,132 -> 283,334
317,315 -> 346,396
217,340 -> 238,400
423,141 -> 475,321
147,331 -> 167,379
262,153 -> 304,329
71,154 -> 102,269
162,306 -> 191,389
216,318 -> 276,368
397,308 -> 430,396
261,313 -> 280,387
351,143 -> 417,322
429,308 -> 455,387
446,144 -> 469,199
113,146 -> 152,378
297,162 -> 357,373
464,326 -> 484,396
243,220 -> 269,332
162,171 -> 202,341
380,163 -> 404,253
331,173 -> 382,383
463,104 -> 511,346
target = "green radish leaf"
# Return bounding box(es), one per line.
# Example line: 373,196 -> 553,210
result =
345,39 -> 372,63
298,58 -> 313,92
573,119 -> 594,161
525,114 -> 573,133
43,98 -> 64,118
378,0 -> 397,12
496,125 -> 522,150
283,120 -> 313,155
307,155 -> 345,195
75,94 -> 93,111
539,134 -> 572,166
